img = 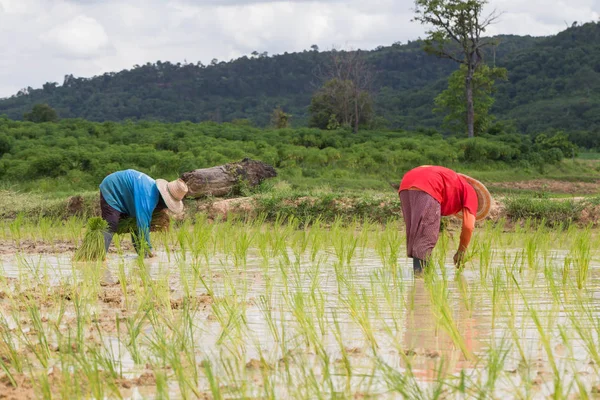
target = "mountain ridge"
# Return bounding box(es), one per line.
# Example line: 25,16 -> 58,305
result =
0,22 -> 598,136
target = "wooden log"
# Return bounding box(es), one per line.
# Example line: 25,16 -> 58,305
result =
180,158 -> 277,198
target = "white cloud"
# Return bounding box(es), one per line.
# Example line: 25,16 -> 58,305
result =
42,15 -> 111,58
0,0 -> 598,97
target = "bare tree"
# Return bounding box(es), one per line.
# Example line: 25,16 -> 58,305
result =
311,48 -> 374,133
413,0 -> 501,138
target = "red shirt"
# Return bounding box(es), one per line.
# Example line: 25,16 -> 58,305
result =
399,166 -> 478,217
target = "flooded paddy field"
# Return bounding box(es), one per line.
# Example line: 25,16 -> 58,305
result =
1,216 -> 600,399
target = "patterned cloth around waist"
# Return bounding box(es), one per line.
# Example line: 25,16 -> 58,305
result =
399,190 -> 441,259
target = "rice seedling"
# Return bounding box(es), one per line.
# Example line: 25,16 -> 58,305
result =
22,303 -> 51,368
5,208 -> 600,398
202,358 -> 223,400
123,308 -> 149,365
477,236 -> 493,282
571,227 -> 591,289
73,217 -> 109,261
376,220 -> 403,272
9,212 -> 24,248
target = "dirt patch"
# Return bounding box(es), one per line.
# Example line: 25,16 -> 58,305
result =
11,285 -> 75,308
0,373 -> 36,400
133,371 -> 156,386
170,294 -> 213,310
0,367 -> 161,399
66,195 -> 85,216
0,240 -> 134,256
403,348 -> 440,359
488,179 -> 600,195
245,358 -> 273,370
345,347 -> 364,355
99,287 -> 123,305
0,240 -> 76,255
197,197 -> 255,221
482,200 -> 506,222
578,204 -> 600,226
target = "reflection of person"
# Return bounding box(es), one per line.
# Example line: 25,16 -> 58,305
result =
99,169 -> 188,257
403,277 -> 482,379
399,166 -> 480,274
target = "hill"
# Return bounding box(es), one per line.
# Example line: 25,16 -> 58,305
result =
0,23 -> 599,139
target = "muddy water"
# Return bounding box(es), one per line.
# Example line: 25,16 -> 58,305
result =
1,245 -> 600,398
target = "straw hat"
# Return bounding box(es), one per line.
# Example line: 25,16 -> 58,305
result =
156,178 -> 188,214
457,173 -> 492,221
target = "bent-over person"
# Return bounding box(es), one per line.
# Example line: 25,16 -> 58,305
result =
399,165 -> 490,274
99,169 -> 188,257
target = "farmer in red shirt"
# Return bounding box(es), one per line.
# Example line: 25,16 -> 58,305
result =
399,166 -> 489,274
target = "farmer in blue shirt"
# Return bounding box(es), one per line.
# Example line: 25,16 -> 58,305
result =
99,169 -> 188,257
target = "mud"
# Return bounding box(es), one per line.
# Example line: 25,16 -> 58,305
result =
2,231 -> 600,397
0,373 -> 36,400
0,240 -> 135,255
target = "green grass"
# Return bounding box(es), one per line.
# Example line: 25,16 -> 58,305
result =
461,159 -> 600,183
504,196 -> 583,227
576,152 -> 600,160
0,189 -> 98,220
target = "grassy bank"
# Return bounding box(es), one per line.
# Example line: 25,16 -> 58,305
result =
3,182 -> 600,229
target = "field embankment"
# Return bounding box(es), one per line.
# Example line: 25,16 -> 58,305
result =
2,179 -> 600,229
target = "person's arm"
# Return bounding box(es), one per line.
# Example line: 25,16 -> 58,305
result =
135,208 -> 153,257
454,208 -> 476,267
131,172 -> 159,257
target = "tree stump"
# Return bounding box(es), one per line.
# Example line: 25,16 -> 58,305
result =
180,158 -> 277,198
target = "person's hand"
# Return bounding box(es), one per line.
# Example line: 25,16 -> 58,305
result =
138,250 -> 154,258
453,250 -> 465,268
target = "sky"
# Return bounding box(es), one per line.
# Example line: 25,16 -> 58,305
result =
0,0 -> 598,98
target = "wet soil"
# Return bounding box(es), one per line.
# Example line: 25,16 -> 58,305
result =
0,240 -> 135,255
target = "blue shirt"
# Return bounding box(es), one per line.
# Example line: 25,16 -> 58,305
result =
99,169 -> 159,249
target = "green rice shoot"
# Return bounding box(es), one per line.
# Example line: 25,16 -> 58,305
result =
73,217 -> 109,261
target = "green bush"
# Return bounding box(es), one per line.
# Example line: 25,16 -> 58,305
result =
0,119 -> 577,192
505,196 -> 582,227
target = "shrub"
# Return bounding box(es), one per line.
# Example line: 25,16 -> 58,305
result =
505,196 -> 582,227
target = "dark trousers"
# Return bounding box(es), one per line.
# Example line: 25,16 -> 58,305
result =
400,190 -> 441,274
100,193 -> 143,253
100,193 -> 123,233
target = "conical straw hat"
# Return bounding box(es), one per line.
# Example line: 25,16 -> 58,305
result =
456,173 -> 492,221
156,178 -> 188,214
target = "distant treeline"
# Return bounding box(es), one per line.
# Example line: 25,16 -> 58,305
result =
1,22 -> 600,145
0,118 -> 577,192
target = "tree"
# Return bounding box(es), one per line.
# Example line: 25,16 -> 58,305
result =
435,64 -> 507,135
310,49 -> 374,133
0,135 -> 10,158
23,104 -> 59,123
413,0 -> 500,137
271,107 -> 292,129
308,78 -> 373,130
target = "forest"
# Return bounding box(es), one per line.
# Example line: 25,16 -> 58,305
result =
0,22 -> 599,148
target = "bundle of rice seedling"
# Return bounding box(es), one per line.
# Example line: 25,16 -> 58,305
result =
116,209 -> 171,235
73,217 -> 109,262
151,209 -> 172,231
